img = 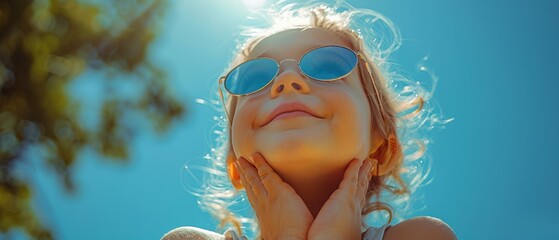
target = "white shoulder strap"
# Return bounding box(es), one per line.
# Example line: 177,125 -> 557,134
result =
362,224 -> 391,240
224,229 -> 248,240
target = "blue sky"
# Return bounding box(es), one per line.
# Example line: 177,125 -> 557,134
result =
10,0 -> 559,239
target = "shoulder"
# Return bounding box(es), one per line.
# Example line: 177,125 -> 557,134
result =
383,216 -> 458,240
161,226 -> 225,240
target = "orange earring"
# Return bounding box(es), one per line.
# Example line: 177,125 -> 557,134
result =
368,156 -> 379,177
227,160 -> 243,190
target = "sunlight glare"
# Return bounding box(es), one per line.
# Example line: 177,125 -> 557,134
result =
242,0 -> 265,9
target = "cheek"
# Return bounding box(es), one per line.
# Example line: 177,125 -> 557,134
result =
329,89 -> 372,155
230,102 -> 257,158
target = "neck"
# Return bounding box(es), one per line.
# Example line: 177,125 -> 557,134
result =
277,164 -> 346,217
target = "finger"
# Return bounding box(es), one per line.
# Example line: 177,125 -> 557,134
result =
236,159 -> 255,194
237,161 -> 259,207
356,159 -> 373,206
251,153 -> 284,195
368,159 -> 378,181
338,159 -> 362,196
238,157 -> 268,197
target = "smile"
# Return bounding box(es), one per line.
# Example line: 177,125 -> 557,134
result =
271,110 -> 315,122
260,102 -> 323,127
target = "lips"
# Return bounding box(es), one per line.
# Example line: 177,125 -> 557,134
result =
260,102 -> 322,127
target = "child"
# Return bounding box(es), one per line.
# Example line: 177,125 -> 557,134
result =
163,1 -> 456,239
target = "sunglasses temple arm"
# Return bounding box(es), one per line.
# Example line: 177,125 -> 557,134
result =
218,77 -> 233,126
359,54 -> 387,122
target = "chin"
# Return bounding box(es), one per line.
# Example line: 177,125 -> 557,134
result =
259,139 -> 355,172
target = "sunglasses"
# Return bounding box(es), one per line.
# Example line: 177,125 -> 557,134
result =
218,45 -> 385,121
219,45 -> 363,96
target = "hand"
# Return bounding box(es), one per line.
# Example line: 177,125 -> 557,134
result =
236,153 -> 314,240
307,159 -> 374,240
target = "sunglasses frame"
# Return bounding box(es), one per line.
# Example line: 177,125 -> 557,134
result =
219,45 -> 359,97
218,45 -> 385,124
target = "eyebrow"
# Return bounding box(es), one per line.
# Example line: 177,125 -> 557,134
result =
251,45 -> 324,60
253,52 -> 272,59
250,44 -> 273,59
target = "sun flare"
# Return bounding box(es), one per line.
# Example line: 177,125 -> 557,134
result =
241,0 -> 265,9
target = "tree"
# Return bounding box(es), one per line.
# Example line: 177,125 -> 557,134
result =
0,0 -> 185,238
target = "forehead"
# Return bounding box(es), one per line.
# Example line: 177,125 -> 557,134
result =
248,28 -> 354,59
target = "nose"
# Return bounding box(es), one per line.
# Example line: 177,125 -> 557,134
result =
269,59 -> 310,97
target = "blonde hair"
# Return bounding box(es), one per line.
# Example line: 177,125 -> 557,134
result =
185,1 -> 453,238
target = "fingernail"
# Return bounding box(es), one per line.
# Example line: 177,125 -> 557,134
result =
361,159 -> 369,167
368,161 -> 374,178
355,158 -> 362,166
237,157 -> 245,167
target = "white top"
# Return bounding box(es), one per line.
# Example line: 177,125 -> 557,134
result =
223,224 -> 392,240
162,224 -> 391,240
362,224 -> 391,240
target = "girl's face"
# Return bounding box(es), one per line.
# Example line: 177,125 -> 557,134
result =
231,28 -> 372,174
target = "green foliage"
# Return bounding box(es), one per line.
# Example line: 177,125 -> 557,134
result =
0,0 -> 185,238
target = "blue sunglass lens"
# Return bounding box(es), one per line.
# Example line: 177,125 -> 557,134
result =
299,46 -> 358,80
224,58 -> 278,95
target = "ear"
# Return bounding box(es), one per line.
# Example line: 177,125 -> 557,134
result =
369,131 -> 401,176
226,151 -> 243,190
